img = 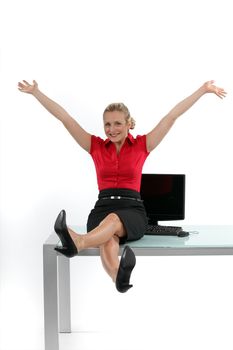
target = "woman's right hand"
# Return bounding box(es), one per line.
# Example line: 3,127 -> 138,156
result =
17,79 -> 91,152
18,80 -> 38,94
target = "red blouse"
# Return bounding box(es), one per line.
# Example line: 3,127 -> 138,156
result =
90,133 -> 150,192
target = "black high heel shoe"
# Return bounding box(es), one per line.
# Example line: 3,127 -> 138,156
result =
54,209 -> 78,258
116,246 -> 136,293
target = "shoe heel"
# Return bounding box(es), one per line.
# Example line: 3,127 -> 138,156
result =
54,210 -> 67,246
116,283 -> 133,293
115,246 -> 136,293
54,209 -> 78,257
55,246 -> 77,258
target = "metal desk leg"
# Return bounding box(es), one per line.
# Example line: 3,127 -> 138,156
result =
43,244 -> 59,350
58,255 -> 71,333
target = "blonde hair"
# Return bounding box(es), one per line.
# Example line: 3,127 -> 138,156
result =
103,102 -> 136,130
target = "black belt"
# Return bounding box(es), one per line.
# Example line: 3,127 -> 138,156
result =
100,196 -> 143,202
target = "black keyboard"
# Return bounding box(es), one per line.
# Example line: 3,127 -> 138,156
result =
145,224 -> 185,236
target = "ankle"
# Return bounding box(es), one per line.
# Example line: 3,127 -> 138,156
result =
74,235 -> 84,252
112,267 -> 119,283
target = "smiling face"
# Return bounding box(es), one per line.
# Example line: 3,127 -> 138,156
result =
103,111 -> 130,146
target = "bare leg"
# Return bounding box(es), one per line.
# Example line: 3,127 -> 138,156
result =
68,213 -> 126,252
100,235 -> 120,282
63,212 -> 135,292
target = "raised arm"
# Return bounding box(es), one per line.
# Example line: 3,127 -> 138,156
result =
18,80 -> 91,152
146,80 -> 227,152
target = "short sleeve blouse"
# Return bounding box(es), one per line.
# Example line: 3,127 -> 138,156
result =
90,133 -> 149,192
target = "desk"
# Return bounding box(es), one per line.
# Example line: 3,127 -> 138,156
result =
43,225 -> 233,350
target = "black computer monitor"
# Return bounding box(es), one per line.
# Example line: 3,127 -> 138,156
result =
140,174 -> 185,225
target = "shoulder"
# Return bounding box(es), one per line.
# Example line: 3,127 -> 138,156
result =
90,135 -> 105,154
91,135 -> 104,144
135,134 -> 147,142
129,134 -> 149,154
130,133 -> 147,145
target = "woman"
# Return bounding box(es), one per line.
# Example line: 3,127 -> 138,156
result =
18,79 -> 226,292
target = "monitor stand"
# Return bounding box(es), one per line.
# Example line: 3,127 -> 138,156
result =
148,218 -> 182,228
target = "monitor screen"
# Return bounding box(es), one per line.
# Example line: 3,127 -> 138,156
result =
140,174 -> 185,224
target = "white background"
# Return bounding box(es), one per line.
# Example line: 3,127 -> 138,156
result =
0,0 -> 233,349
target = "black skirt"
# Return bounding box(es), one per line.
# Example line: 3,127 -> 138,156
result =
86,188 -> 148,244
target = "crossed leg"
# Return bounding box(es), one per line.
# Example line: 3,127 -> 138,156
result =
99,235 -> 121,282
68,213 -> 125,281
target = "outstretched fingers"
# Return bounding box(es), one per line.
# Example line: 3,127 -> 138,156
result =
17,79 -> 37,93
216,87 -> 227,99
204,80 -> 227,99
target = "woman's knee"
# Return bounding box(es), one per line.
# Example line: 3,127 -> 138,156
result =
100,213 -> 119,226
101,213 -> 125,236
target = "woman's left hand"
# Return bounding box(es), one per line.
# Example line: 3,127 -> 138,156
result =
203,80 -> 227,99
